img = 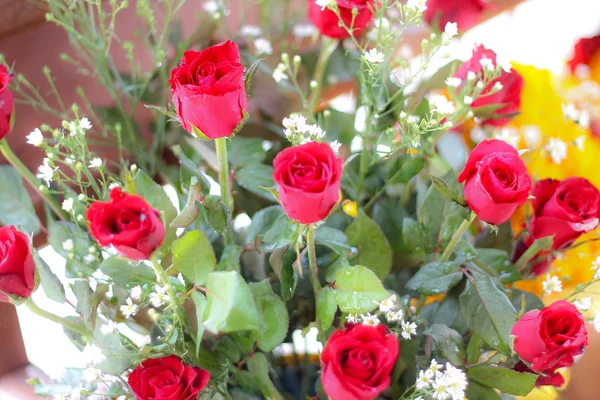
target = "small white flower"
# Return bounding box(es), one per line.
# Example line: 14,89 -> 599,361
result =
203,0 -> 219,14
432,380 -> 450,400
416,369 -> 434,390
592,256 -> 600,279
62,239 -> 74,251
346,313 -> 359,323
293,23 -> 317,38
575,135 -> 585,151
64,155 -> 76,165
83,367 -> 101,382
406,0 -> 427,12
330,140 -> 342,155
100,320 -> 119,335
88,157 -> 103,169
71,387 -> 84,400
467,71 -> 477,81
470,127 -> 487,143
386,310 -> 404,322
62,198 -> 74,213
574,297 -> 592,311
130,285 -> 143,300
545,137 -> 568,165
379,294 -> 398,313
150,285 -> 171,308
463,96 -> 473,105
522,125 -> 541,147
445,77 -> 462,88
253,38 -> 273,56
80,118 -> 92,131
542,274 -> 563,295
428,95 -> 455,115
272,63 -> 288,83
579,110 -> 591,128
120,298 -> 139,318
563,103 -> 579,121
241,25 -> 262,37
83,254 -> 95,264
493,81 -> 504,91
361,313 -> 380,326
307,124 -> 326,140
27,128 -> 44,147
37,158 -> 57,187
429,359 -> 443,374
443,22 -> 458,39
315,0 -> 333,11
116,397 -> 126,400
594,310 -> 600,333
363,48 -> 385,65
401,320 -> 418,339
479,57 -> 494,72
494,127 -> 520,149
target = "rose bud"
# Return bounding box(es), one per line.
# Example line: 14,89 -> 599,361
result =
128,355 -> 210,400
0,226 -> 35,303
87,188 -> 165,261
321,323 -> 399,400
454,44 -> 524,127
273,141 -> 343,225
424,0 -> 490,33
511,300 -> 588,387
169,40 -> 248,139
567,33 -> 600,78
515,177 -> 600,275
0,64 -> 14,139
458,139 -> 532,225
308,0 -> 374,40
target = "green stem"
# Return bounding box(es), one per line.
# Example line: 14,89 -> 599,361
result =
25,298 -> 91,337
514,236 -> 555,274
215,138 -> 233,212
307,38 -> 338,119
0,139 -> 68,220
151,257 -> 187,326
439,212 -> 476,262
306,225 -> 321,296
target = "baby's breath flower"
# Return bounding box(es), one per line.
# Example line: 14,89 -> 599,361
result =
574,297 -> 592,311
401,320 -> 417,339
467,71 -> 477,81
150,285 -> 171,307
545,137 -> 568,165
315,0 -> 333,11
330,140 -> 342,155
470,127 -> 487,143
100,320 -> 118,335
293,23 -> 317,38
379,294 -> 397,313
62,198 -> 74,213
463,96 -> 473,105
522,125 -> 541,147
253,38 -> 273,56
479,57 -> 494,71
241,25 -> 262,37
445,77 -> 461,88
62,239 -> 74,251
27,128 -> 44,147
386,310 -> 404,322
361,313 -> 380,326
272,63 -> 288,83
346,313 -> 359,323
416,369 -> 434,390
542,274 -> 563,295
130,285 -> 142,300
64,155 -> 76,165
443,22 -> 458,40
363,48 -> 385,65
428,95 -> 455,115
406,0 -> 427,12
88,158 -> 103,169
37,158 -> 57,187
493,81 -> 504,91
575,135 -> 585,151
120,298 -> 139,318
494,127 -> 520,149
83,254 -> 95,264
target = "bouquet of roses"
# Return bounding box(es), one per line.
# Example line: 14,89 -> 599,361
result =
0,0 -> 597,399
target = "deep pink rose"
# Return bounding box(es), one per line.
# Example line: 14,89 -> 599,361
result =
567,33 -> 600,75
0,226 -> 35,303
424,0 -> 490,32
321,324 -> 399,400
169,40 -> 248,139
273,141 -> 343,224
454,45 -> 524,127
511,300 -> 588,387
308,0 -> 374,39
458,139 -> 532,225
0,64 -> 14,139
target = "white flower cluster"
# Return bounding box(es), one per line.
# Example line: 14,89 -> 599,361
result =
282,114 -> 326,145
380,295 -> 418,339
272,62 -> 288,83
563,103 -> 590,128
591,256 -> 600,280
67,117 -> 92,136
415,360 -> 468,400
542,274 -> 563,295
545,137 -> 568,165
363,48 -> 385,65
428,95 -> 456,116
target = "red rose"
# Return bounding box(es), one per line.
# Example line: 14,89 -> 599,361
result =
458,139 -> 532,225
511,300 -> 588,387
424,0 -> 490,32
0,64 -> 14,139
0,226 -> 35,303
567,33 -> 600,75
454,45 -> 524,127
272,141 -> 343,225
308,0 -> 374,39
87,188 -> 165,261
169,40 -> 248,139
128,355 -> 210,400
321,324 -> 399,400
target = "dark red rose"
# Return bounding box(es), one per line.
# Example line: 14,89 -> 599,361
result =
458,139 -> 532,225
0,226 -> 35,303
424,0 -> 490,32
0,64 -> 14,139
169,40 -> 248,139
321,324 -> 399,400
567,33 -> 600,75
514,361 -> 565,387
308,0 -> 374,39
511,300 -> 588,387
272,141 -> 343,225
515,177 -> 600,275
87,188 -> 165,261
128,355 -> 210,400
454,45 -> 524,127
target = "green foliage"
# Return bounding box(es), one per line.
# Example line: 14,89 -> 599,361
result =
0,166 -> 41,234
315,226 -> 353,256
345,210 -> 392,279
331,265 -> 388,314
236,163 -> 276,201
199,194 -> 231,234
246,206 -> 299,252
34,250 -> 66,303
172,230 -> 217,285
228,137 -> 267,167
72,279 -> 93,322
423,324 -> 466,367
191,292 -> 207,357
249,280 -> 289,352
316,287 -> 337,331
405,261 -> 463,295
48,221 -> 96,276
246,353 -> 284,400
468,367 -> 537,396
100,257 -> 155,286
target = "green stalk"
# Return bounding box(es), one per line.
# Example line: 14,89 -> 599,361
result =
151,257 -> 187,326
439,212 -> 476,262
25,298 -> 91,337
215,138 -> 233,211
514,236 -> 554,274
0,139 -> 68,220
306,225 -> 321,295
307,38 -> 338,119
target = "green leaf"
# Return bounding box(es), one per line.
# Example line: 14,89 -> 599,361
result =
468,366 -> 537,396
34,250 -> 66,303
246,206 -> 284,246
459,271 -> 517,354
228,137 -> 267,167
333,265 -> 388,314
249,280 -> 289,352
246,353 -> 284,400
257,212 -> 298,253
171,182 -> 201,228
474,221 -> 513,254
315,226 -> 353,256
465,381 -> 502,400
430,174 -> 466,206
191,292 -> 207,357
72,279 -> 92,322
418,183 -> 446,245
0,166 -> 41,234
345,210 -> 392,279
476,248 -> 520,284
405,261 -> 463,295
93,322 -> 135,374
173,230 -> 217,285
401,217 -> 427,252
506,289 -> 544,314
203,271 -> 261,333
316,287 -> 337,331
244,58 -> 264,94
179,151 -> 211,192
388,155 -> 425,184
423,324 -> 466,367
236,163 -> 276,201
218,244 -> 243,273
48,221 -> 96,276
99,256 -> 155,286
200,195 -> 231,234
467,334 -> 484,365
